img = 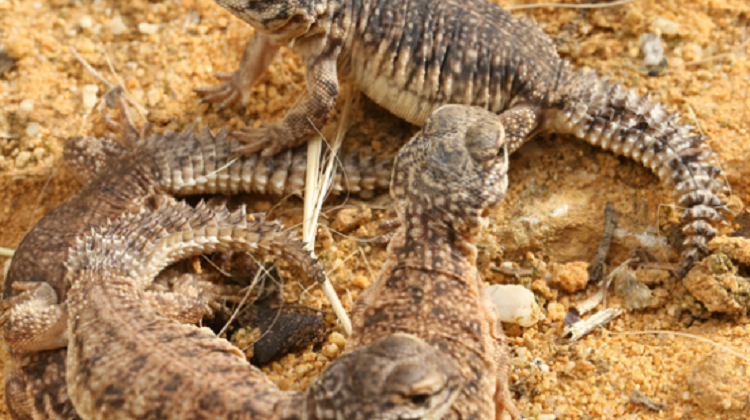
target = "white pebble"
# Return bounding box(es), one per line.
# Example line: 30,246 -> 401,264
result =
25,122 -> 40,137
138,23 -> 159,35
108,15 -> 127,35
82,84 -> 99,111
147,89 -> 161,106
538,415 -> 556,420
641,33 -> 665,67
79,15 -> 93,29
651,16 -> 683,36
15,151 -> 32,167
486,284 -> 543,327
19,99 -> 34,114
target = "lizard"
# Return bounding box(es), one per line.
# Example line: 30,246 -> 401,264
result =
346,105 -> 519,420
196,0 -> 728,274
0,89 -> 390,420
64,189 -> 462,420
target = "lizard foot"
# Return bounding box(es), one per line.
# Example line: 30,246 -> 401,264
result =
194,72 -> 244,111
230,122 -> 297,158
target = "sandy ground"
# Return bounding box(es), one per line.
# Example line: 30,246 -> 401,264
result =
1,0 -> 750,418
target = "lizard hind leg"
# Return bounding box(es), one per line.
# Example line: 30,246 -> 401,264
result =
1,282 -> 68,352
145,273 -> 244,324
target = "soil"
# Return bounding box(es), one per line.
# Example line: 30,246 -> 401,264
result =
1,0 -> 749,419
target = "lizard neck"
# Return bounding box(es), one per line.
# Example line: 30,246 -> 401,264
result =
393,213 -> 479,277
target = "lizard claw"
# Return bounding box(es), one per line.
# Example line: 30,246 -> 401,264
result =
194,71 -> 244,111
229,123 -> 297,158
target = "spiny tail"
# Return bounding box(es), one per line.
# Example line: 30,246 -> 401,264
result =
152,128 -> 393,197
543,69 -> 728,275
66,194 -> 326,289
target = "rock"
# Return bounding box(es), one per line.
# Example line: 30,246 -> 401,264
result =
332,206 -> 371,233
552,262 -> 589,293
613,266 -> 653,310
689,350 -> 750,412
487,284 -> 544,327
684,253 -> 750,315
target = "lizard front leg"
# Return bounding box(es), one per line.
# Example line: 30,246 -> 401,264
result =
195,33 -> 280,110
497,103 -> 542,154
481,287 -> 520,420
231,50 -> 340,157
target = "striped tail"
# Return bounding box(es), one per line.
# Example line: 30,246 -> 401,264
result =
543,69 -> 728,275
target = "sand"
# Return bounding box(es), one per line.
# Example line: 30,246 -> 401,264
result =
1,0 -> 749,418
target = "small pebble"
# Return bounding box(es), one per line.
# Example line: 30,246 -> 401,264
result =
651,16 -> 683,36
147,89 -> 161,106
79,15 -> 93,29
321,343 -> 339,358
108,15 -> 127,35
641,33 -> 665,67
81,84 -> 99,110
487,284 -> 543,327
15,150 -> 32,167
328,332 -> 346,348
25,122 -> 40,137
138,22 -> 159,35
547,302 -> 565,322
18,99 -> 34,114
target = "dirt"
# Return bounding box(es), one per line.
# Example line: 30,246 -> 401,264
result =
1,0 -> 749,419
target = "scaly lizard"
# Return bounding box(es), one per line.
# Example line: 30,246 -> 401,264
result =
64,193 -> 461,420
198,0 -> 727,273
0,90 -> 389,420
347,105 -> 519,419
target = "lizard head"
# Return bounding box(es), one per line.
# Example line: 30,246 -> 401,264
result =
391,105 -> 509,236
212,0 -> 318,42
309,333 -> 461,420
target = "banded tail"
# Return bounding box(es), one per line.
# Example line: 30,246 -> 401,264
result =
543,69 -> 728,274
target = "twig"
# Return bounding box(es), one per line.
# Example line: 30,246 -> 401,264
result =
507,0 -> 639,11
588,201 -> 617,283
218,267 -> 265,338
70,47 -> 113,89
564,307 -> 622,342
301,86 -> 355,336
70,46 -> 147,118
101,48 -> 148,120
0,247 -> 15,258
630,390 -> 666,411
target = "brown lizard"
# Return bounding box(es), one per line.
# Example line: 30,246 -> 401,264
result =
197,0 -> 727,274
0,90 -> 389,420
64,191 -> 462,420
347,105 -> 518,419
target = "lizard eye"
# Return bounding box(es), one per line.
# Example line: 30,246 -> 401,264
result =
407,393 -> 431,406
